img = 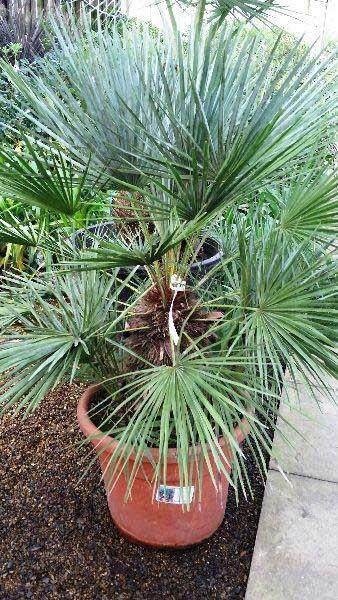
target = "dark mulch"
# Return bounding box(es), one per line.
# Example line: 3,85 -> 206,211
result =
0,383 -> 268,600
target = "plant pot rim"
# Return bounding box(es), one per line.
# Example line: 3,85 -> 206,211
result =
77,383 -> 251,464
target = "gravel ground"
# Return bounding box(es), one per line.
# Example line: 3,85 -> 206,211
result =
0,383 -> 268,600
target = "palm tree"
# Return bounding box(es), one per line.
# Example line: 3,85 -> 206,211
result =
168,0 -> 289,24
0,0 -> 336,501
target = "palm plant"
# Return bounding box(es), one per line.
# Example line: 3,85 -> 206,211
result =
1,3 -> 336,180
0,139 -> 114,271
0,1 -> 337,528
169,0 -> 289,25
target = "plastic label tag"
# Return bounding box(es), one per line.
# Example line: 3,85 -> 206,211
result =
156,485 -> 195,504
168,274 -> 186,346
170,274 -> 186,292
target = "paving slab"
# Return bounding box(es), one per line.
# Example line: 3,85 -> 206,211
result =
245,471 -> 338,600
270,378 -> 338,482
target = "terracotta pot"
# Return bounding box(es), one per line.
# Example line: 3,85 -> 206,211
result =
77,383 -> 250,548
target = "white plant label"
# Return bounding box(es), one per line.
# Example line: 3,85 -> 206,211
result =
156,485 -> 195,504
168,274 -> 186,346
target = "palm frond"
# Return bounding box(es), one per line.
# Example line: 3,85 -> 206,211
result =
1,7 -> 336,212
279,168 -> 338,242
0,9 -> 167,181
0,138 -> 95,215
216,220 -> 338,397
88,353 -> 276,502
116,19 -> 337,219
208,1 -> 289,24
0,268 -> 122,416
0,208 -> 47,245
170,0 -> 289,25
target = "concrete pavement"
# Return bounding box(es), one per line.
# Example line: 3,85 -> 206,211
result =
245,375 -> 338,600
